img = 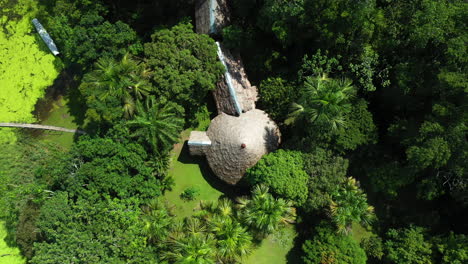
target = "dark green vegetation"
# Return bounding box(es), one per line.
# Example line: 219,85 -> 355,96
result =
0,0 -> 466,263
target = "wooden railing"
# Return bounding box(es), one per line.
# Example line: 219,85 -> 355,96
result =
0,123 -> 85,134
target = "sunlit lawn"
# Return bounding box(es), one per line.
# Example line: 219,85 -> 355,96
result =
164,130 -> 223,219
244,226 -> 300,264
0,222 -> 25,264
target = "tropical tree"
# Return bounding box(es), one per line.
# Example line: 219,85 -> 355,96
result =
328,177 -> 375,235
164,218 -> 216,264
141,199 -> 173,245
302,222 -> 367,264
286,75 -> 356,131
210,216 -> 253,263
237,185 -> 296,238
126,96 -> 184,154
80,54 -> 152,123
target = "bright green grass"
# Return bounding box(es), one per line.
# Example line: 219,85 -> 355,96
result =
164,130 -> 222,219
39,96 -> 78,150
0,222 -> 25,264
244,226 -> 299,264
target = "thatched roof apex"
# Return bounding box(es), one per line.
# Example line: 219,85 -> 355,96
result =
205,109 -> 280,185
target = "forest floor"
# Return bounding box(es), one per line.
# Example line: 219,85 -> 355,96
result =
0,222 -> 25,264
37,96 -> 77,149
165,129 -> 300,263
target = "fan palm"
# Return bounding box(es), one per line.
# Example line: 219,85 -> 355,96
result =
165,233 -> 216,264
328,177 -> 375,235
126,96 -> 184,154
286,74 -> 355,131
82,54 -> 152,119
237,185 -> 296,238
210,216 -> 253,263
141,199 -> 172,244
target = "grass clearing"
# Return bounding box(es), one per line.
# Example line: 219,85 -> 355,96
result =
164,130 -> 223,219
244,226 -> 299,264
38,96 -> 78,150
0,222 -> 25,264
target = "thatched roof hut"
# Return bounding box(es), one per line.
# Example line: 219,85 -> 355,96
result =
201,109 -> 280,185
213,42 -> 257,116
195,0 -> 230,35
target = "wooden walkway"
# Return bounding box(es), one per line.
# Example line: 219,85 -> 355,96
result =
0,123 -> 86,134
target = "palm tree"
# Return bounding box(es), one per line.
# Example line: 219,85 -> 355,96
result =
237,185 -> 296,239
165,233 -> 216,264
164,217 -> 216,264
286,74 -> 356,131
210,216 -> 253,263
126,96 -> 184,154
328,177 -> 375,235
141,199 -> 172,244
82,54 -> 152,119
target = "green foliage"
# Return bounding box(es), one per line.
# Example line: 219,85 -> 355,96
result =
144,22 -> 224,121
298,50 -> 342,80
433,232 -> 468,264
47,0 -> 140,66
237,185 -> 296,239
127,96 -> 184,155
32,193 -> 156,264
180,186 -> 200,201
333,98 -> 377,153
80,54 -> 153,124
302,222 -> 367,264
0,138 -> 65,256
287,75 -> 356,132
222,25 -> 243,50
384,226 -> 433,264
0,0 -> 60,143
258,77 -> 295,121
328,177 -> 375,235
0,222 -> 25,264
303,148 -> 349,212
246,149 -> 309,206
360,236 -> 384,261
55,136 -> 164,201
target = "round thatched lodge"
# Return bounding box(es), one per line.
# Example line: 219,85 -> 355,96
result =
188,109 -> 281,185
191,2 -> 280,185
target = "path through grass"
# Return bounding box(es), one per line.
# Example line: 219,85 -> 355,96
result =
0,222 -> 25,264
38,96 -> 78,149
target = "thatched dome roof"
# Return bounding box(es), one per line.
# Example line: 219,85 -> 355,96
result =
205,109 -> 280,185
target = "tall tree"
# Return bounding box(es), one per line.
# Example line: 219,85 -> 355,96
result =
328,177 -> 374,235
237,185 -> 296,238
80,55 -> 152,124
286,75 -> 356,132
126,96 -> 184,155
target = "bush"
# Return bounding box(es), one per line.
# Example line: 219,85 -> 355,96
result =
246,149 -> 309,206
302,222 -> 367,264
180,187 -> 200,201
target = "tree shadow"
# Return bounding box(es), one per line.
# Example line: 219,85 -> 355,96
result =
177,141 -> 249,198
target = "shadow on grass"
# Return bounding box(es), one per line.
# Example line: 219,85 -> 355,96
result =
177,141 -> 250,198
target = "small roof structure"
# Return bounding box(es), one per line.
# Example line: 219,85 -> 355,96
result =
202,109 -> 280,185
32,18 -> 59,56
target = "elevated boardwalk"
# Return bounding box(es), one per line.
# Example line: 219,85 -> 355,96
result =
0,123 -> 85,134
